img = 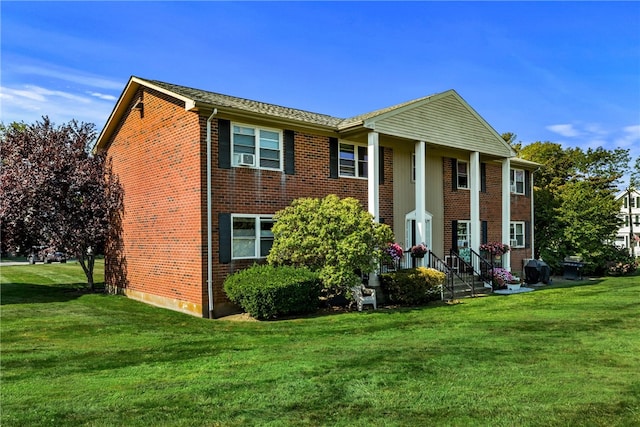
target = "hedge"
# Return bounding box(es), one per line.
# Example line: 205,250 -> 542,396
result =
223,264 -> 321,320
379,267 -> 445,305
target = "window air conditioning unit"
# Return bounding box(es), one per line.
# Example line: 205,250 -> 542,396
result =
236,153 -> 255,167
510,239 -> 519,247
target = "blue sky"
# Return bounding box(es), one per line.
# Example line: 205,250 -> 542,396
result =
2,1 -> 639,182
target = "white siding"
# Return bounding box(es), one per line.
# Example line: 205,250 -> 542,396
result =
370,95 -> 512,157
392,148 -> 444,257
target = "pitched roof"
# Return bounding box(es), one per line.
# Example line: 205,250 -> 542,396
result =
139,77 -> 444,130
143,78 -> 344,128
96,76 -> 516,158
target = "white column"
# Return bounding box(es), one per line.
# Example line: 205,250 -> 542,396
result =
470,152 -> 481,258
502,158 -> 511,271
415,141 -> 427,266
367,132 -> 380,222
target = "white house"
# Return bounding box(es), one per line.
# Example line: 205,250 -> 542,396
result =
615,189 -> 640,257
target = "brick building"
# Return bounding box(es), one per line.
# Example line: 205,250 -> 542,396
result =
95,76 -> 536,318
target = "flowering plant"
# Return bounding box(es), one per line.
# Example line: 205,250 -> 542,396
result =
491,267 -> 516,287
480,242 -> 510,256
410,243 -> 428,257
386,243 -> 404,262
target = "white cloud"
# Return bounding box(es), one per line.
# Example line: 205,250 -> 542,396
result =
88,91 -> 118,101
615,125 -> 640,148
546,123 -> 582,137
14,65 -> 123,91
0,84 -> 113,126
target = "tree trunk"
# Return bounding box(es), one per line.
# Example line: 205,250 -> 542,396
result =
78,252 -> 95,291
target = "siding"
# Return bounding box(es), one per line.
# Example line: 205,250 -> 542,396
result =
370,95 -> 512,157
391,146 -> 444,257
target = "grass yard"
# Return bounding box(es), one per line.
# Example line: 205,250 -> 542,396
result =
1,262 -> 639,426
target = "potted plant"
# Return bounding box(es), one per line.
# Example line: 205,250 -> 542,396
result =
479,242 -> 510,256
490,267 -> 516,289
385,242 -> 404,270
410,243 -> 428,258
480,242 -> 510,268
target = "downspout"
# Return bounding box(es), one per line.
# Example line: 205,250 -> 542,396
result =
206,108 -> 218,318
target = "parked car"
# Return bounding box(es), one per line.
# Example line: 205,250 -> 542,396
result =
27,247 -> 67,264
27,246 -> 47,264
45,251 -> 67,263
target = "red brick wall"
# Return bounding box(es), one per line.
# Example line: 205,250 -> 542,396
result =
209,121 -> 394,315
510,189 -> 533,274
104,88 -> 206,315
442,157 -> 532,273
480,162 -> 503,244
443,157 -> 470,252
105,94 -> 395,317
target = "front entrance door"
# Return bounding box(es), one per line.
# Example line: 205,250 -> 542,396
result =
405,210 -> 432,250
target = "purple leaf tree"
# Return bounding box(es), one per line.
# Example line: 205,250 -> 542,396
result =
1,117 -> 122,290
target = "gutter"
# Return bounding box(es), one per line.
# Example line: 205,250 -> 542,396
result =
206,108 -> 218,318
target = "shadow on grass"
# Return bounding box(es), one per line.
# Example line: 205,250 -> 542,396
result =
0,282 -> 105,305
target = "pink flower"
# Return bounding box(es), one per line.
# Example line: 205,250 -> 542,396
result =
480,242 -> 510,256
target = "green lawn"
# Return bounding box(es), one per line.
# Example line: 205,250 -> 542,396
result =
1,262 -> 639,426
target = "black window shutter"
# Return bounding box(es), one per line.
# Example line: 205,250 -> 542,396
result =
218,119 -> 231,169
284,129 -> 295,175
219,213 -> 231,263
329,137 -> 338,179
525,170 -> 531,197
481,221 -> 488,245
452,220 -> 458,251
480,163 -> 487,193
451,158 -> 458,191
525,221 -> 531,249
378,146 -> 385,184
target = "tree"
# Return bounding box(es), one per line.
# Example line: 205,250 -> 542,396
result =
267,195 -> 394,294
0,117 -> 122,290
519,142 -> 630,273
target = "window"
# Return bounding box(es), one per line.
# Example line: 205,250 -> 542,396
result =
339,142 -> 368,178
510,169 -> 525,194
510,222 -> 525,248
457,221 -> 471,248
457,161 -> 468,189
232,124 -> 282,170
631,196 -> 636,208
232,215 -> 274,259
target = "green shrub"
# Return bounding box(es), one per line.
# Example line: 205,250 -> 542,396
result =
380,267 -> 445,305
223,264 -> 321,320
581,244 -> 638,276
267,194 -> 394,296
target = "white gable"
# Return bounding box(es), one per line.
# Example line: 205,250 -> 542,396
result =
363,91 -> 514,157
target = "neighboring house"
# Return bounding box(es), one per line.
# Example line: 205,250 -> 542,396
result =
95,76 -> 536,318
615,189 -> 640,257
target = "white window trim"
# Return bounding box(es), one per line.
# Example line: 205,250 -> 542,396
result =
457,160 -> 469,190
457,220 -> 472,248
231,123 -> 283,171
338,141 -> 368,179
510,168 -> 525,195
510,221 -> 526,248
231,214 -> 274,260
